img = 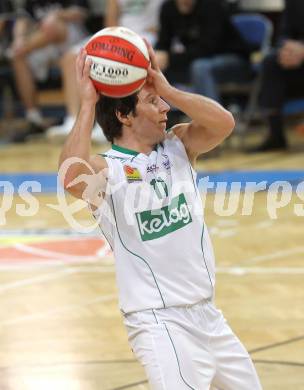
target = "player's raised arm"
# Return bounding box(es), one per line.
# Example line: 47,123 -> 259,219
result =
146,42 -> 235,164
58,48 -> 107,203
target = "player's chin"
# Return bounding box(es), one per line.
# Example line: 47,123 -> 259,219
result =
160,124 -> 168,137
151,122 -> 167,141
159,121 -> 168,132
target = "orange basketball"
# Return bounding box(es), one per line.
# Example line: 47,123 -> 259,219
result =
85,27 -> 150,98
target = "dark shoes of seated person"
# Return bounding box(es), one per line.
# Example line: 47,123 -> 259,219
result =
246,137 -> 288,153
9,122 -> 46,143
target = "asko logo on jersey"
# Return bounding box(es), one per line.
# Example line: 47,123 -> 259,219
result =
135,193 -> 192,241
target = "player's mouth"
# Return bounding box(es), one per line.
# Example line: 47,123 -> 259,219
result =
159,118 -> 168,124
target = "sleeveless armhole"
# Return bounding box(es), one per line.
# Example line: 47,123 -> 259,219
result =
166,134 -> 199,198
91,155 -> 123,248
167,128 -> 198,172
91,156 -> 117,222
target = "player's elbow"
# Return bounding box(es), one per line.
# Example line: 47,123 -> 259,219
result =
59,166 -> 82,196
61,175 -> 74,192
62,177 -> 85,200
220,111 -> 235,137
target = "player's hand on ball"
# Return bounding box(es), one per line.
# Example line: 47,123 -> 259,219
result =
76,48 -> 99,106
145,41 -> 171,96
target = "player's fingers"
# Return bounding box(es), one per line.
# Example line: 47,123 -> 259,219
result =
147,66 -> 157,78
149,51 -> 159,71
75,51 -> 82,82
143,38 -> 159,71
79,48 -> 88,78
146,72 -> 153,84
76,48 -> 86,80
83,57 -> 92,79
145,72 -> 153,86
143,37 -> 150,52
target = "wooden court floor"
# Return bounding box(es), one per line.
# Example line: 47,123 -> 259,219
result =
0,134 -> 304,389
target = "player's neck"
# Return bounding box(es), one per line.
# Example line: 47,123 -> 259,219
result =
113,136 -> 156,156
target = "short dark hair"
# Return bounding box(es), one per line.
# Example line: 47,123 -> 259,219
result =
95,93 -> 139,143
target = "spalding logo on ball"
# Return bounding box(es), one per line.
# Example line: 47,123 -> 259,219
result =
85,26 -> 150,98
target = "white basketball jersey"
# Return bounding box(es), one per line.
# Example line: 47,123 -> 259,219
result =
93,135 -> 216,314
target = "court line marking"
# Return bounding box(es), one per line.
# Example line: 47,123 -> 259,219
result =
2,237 -> 302,265
250,335 -> 304,355
235,247 -> 304,266
0,268 -> 76,293
0,293 -> 117,326
0,259 -> 114,270
0,263 -> 303,276
0,265 -> 115,294
14,243 -> 109,262
216,267 -> 304,275
1,358 -> 303,372
0,359 -> 138,372
253,359 -> 304,367
0,229 -> 100,235
0,244 -> 302,293
1,357 -> 303,371
111,380 -> 148,390
0,238 -> 103,251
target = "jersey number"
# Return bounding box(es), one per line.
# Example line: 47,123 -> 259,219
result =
150,178 -> 168,200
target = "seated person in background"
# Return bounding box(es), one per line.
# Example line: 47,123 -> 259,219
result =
155,0 -> 252,104
9,0 -> 89,142
0,0 -> 14,53
250,0 -> 304,152
105,0 -> 164,46
46,0 -> 164,142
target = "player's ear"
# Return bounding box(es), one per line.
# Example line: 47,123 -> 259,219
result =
116,110 -> 133,126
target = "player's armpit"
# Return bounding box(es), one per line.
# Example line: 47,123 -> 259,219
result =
59,155 -> 108,209
173,121 -> 233,164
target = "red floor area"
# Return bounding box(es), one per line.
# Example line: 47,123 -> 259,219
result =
0,237 -> 110,263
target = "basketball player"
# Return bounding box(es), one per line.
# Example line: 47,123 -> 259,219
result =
59,42 -> 262,389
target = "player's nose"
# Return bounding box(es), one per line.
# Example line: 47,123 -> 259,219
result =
159,98 -> 170,113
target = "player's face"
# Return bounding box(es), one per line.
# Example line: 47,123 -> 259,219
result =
132,85 -> 170,143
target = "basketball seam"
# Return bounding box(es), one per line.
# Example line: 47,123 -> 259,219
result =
92,77 -> 146,86
87,55 -> 148,70
92,78 -> 146,97
87,34 -> 149,68
94,34 -> 149,60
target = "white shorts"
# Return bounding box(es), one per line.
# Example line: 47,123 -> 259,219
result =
124,300 -> 262,390
27,22 -> 87,81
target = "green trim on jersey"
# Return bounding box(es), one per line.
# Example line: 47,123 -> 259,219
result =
164,322 -> 196,389
188,162 -> 199,197
100,153 -> 130,162
111,143 -> 160,157
112,144 -> 139,156
201,223 -> 213,291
